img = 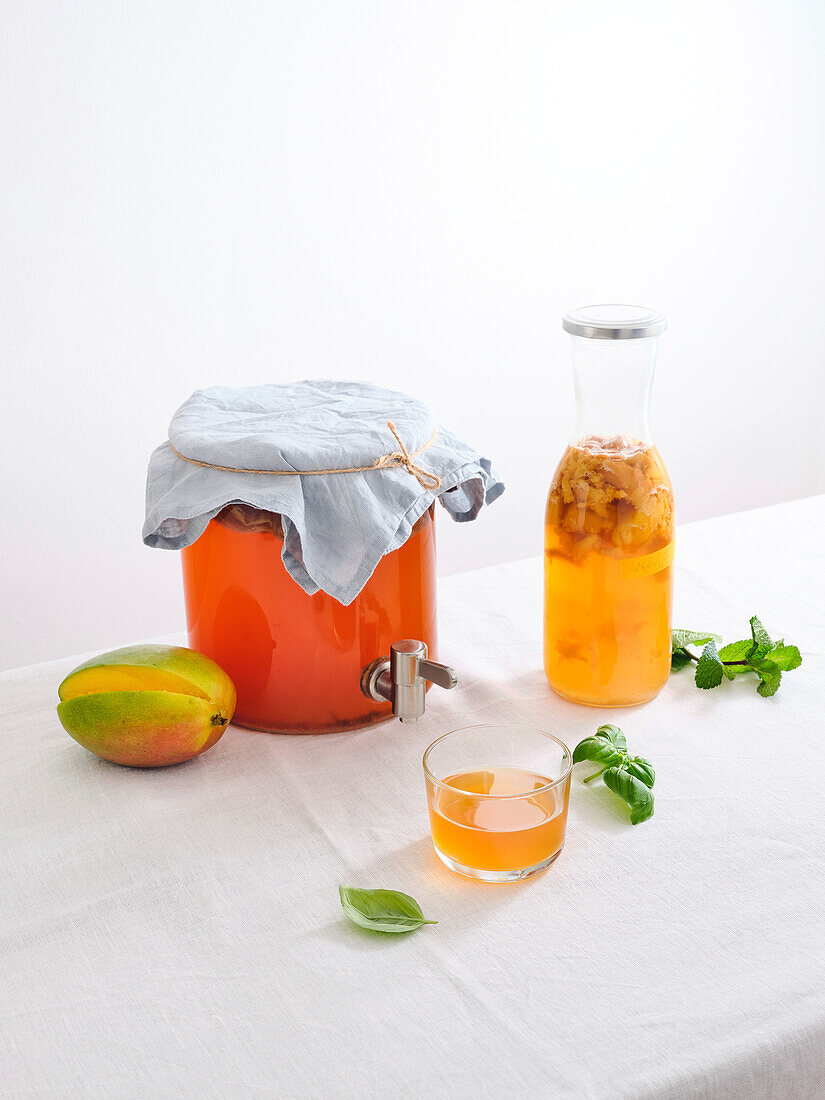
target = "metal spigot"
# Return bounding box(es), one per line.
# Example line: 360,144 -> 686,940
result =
361,640 -> 458,723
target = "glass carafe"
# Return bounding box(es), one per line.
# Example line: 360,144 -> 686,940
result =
544,305 -> 674,707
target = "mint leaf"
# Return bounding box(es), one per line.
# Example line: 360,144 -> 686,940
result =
767,645 -> 802,672
750,616 -> 772,648
672,629 -> 722,650
670,615 -> 800,698
695,640 -> 725,689
602,766 -> 654,824
338,886 -> 437,934
722,663 -> 754,681
718,639 -> 752,661
751,660 -> 782,698
671,649 -> 692,671
671,629 -> 724,674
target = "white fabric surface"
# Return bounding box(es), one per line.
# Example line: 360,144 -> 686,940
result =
2,496 -> 824,1100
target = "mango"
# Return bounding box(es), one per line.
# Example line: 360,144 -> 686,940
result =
57,645 -> 236,767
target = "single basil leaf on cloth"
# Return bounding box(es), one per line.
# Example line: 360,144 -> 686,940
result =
750,659 -> 782,698
695,640 -> 725,689
750,615 -> 772,649
768,645 -> 802,672
671,629 -> 722,651
670,649 -> 692,672
718,639 -> 753,662
602,766 -> 655,824
625,756 -> 655,789
338,886 -> 437,934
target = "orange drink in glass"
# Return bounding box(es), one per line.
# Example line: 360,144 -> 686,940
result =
423,725 -> 572,882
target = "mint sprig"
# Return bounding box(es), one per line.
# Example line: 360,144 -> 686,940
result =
670,630 -> 721,671
671,615 -> 801,697
573,725 -> 654,824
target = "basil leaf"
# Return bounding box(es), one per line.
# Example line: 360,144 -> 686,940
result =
671,629 -> 722,650
602,766 -> 655,824
695,640 -> 725,689
625,756 -> 655,789
338,886 -> 437,934
629,797 -> 655,825
572,740 -> 623,768
596,724 -> 627,751
572,737 -> 623,769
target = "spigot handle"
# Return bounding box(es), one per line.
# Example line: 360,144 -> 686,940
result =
418,659 -> 458,691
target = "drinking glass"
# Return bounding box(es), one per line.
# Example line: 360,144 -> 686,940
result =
423,724 -> 572,882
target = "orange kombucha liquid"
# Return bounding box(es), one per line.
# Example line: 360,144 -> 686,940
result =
181,504 -> 437,732
428,766 -> 569,872
544,437 -> 674,707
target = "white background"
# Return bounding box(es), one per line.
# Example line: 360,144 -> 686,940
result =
3,0 -> 824,671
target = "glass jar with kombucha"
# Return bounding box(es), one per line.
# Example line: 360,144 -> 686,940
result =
143,380 -> 503,735
182,503 -> 437,733
544,306 -> 674,707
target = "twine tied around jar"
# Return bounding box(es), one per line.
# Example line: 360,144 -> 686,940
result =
168,420 -> 442,492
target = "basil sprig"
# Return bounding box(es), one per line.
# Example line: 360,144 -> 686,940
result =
338,886 -> 437,934
573,725 -> 655,824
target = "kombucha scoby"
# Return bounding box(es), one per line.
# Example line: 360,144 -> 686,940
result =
544,435 -> 674,707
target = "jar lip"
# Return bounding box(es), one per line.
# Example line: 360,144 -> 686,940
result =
563,304 -> 667,340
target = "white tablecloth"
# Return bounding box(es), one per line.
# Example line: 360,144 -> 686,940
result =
2,496 -> 824,1100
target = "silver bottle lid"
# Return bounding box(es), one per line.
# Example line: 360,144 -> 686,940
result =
562,304 -> 667,340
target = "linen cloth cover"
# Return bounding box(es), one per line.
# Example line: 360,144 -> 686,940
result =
142,380 -> 504,604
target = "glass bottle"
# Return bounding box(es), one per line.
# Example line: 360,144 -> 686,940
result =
544,305 -> 674,707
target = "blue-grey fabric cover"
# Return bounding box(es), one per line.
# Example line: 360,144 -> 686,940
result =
143,380 -> 504,604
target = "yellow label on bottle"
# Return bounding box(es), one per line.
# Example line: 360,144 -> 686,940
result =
620,541 -> 675,580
